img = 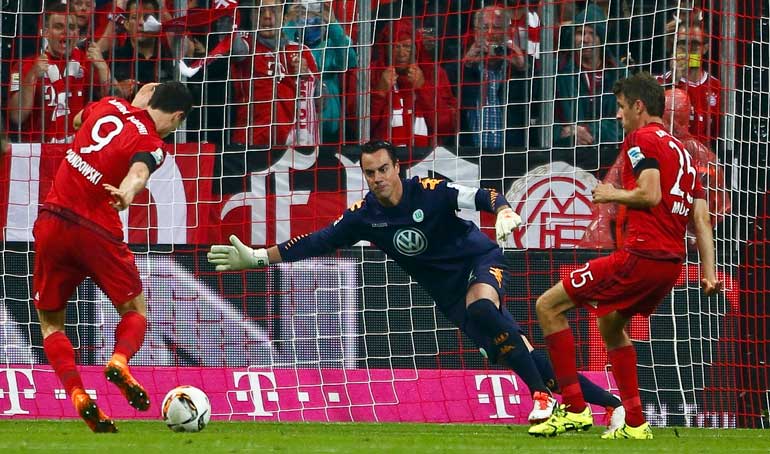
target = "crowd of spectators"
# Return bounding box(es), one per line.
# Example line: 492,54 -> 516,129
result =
1,0 -> 725,168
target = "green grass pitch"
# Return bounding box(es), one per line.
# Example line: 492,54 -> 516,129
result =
1,420 -> 768,453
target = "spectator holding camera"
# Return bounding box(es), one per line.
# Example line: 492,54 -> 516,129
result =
459,5 -> 527,150
6,2 -> 111,143
69,0 -> 127,54
108,0 -> 175,100
370,18 -> 457,148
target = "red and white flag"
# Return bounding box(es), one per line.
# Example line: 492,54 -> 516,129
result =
179,34 -> 240,78
170,0 -> 241,77
162,0 -> 238,32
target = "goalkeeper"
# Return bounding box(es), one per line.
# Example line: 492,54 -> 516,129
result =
209,139 -> 623,426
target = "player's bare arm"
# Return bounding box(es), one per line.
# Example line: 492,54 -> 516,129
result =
103,161 -> 150,211
690,198 -> 723,296
87,42 -> 112,97
7,55 -> 49,125
592,168 -> 662,208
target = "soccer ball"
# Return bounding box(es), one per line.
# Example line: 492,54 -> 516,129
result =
161,385 -> 211,432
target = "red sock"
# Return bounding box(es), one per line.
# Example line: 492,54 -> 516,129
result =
608,345 -> 646,427
43,331 -> 83,396
545,328 -> 586,412
113,311 -> 147,362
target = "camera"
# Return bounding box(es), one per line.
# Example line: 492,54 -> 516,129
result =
490,45 -> 506,57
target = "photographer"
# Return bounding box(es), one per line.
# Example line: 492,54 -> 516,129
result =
369,18 -> 457,148
107,0 -> 175,101
459,6 -> 527,151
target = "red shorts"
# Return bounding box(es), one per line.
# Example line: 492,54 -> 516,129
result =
33,210 -> 143,312
562,249 -> 682,318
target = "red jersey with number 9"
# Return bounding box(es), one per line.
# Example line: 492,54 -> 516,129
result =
620,122 -> 706,260
44,97 -> 165,240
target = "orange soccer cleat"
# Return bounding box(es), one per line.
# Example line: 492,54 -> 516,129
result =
104,355 -> 150,411
72,390 -> 117,433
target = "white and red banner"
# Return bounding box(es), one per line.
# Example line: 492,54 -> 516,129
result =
0,143 -> 606,247
0,143 -> 357,245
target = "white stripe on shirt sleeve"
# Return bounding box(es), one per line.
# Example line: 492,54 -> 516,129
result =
447,182 -> 478,210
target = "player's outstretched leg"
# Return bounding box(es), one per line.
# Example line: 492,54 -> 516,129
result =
72,389 -> 118,433
42,330 -> 117,432
530,348 -> 623,429
466,298 -> 557,423
105,307 -> 150,411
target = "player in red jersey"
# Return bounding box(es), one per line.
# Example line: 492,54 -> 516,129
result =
656,20 -> 721,147
32,81 -> 193,432
6,2 -> 111,143
529,72 -> 722,439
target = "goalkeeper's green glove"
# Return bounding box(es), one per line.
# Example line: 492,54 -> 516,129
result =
495,207 -> 522,247
207,234 -> 269,271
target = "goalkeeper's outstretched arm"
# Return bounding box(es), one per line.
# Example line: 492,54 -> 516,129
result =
208,208 -> 360,271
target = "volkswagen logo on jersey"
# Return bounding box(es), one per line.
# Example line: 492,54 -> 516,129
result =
393,228 -> 428,256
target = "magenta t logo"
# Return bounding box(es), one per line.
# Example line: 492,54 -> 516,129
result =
474,374 -> 522,419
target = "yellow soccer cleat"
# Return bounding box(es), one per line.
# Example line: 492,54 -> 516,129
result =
601,422 -> 654,439
528,404 -> 593,437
